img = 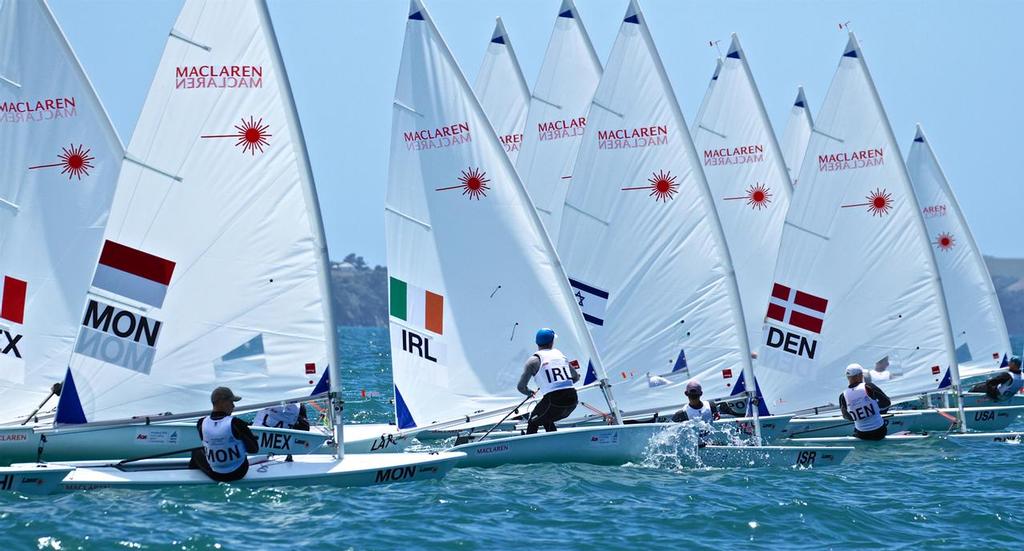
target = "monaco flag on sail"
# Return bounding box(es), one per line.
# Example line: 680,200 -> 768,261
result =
766,283 -> 828,334
90,241 -> 176,308
1,276 -> 27,324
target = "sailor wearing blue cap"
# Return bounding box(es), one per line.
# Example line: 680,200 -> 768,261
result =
516,328 -> 580,434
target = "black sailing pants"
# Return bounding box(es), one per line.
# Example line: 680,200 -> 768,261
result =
526,388 -> 578,435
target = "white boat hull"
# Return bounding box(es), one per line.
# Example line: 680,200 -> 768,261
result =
0,464 -> 75,495
792,434 -> 931,445
448,424 -> 851,469
783,406 -> 1023,439
904,392 -> 1024,409
944,431 -> 1023,443
0,422 -> 410,465
6,452 -> 464,494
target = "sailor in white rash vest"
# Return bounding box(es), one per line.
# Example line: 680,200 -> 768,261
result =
516,328 -> 580,434
671,380 -> 720,423
839,364 -> 892,441
970,356 -> 1023,402
189,387 -> 259,482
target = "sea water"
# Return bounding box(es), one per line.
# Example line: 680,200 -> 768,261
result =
2,327 -> 1022,550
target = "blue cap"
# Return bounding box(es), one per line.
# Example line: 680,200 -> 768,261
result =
1011,356 -> 1022,367
536,328 -> 556,346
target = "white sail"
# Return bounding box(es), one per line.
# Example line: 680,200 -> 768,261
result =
757,34 -> 957,414
57,0 -> 338,423
556,1 -> 750,414
515,0 -> 601,243
691,34 -> 793,349
387,0 -> 609,429
780,86 -> 813,186
474,17 -> 530,163
0,0 -> 123,422
692,57 -> 722,130
907,125 -> 1010,378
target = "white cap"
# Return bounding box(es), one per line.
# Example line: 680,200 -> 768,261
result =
845,363 -> 863,377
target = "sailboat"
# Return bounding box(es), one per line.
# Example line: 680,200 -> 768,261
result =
0,0 -> 410,465
1,0 -> 123,431
385,0 -> 850,469
554,9 -> 775,435
0,0 -> 462,493
515,0 -> 601,243
756,33 -> 1020,443
474,17 -> 530,163
688,34 -> 793,423
779,86 -> 812,187
906,125 -> 1014,407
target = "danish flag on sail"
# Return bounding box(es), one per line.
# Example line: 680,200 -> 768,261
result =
1,276 -> 27,324
91,241 -> 176,308
766,283 -> 828,334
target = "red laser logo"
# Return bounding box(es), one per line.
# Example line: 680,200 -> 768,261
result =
201,116 -> 271,155
841,188 -> 892,217
435,167 -> 490,200
28,144 -> 94,180
724,183 -> 772,210
934,232 -> 955,251
621,170 -> 678,202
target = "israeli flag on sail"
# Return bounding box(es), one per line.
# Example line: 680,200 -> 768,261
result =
568,278 -> 608,326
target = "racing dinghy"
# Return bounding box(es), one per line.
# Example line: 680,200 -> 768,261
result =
390,0 -> 849,469
0,0 -> 406,463
759,34 -> 1018,444
906,126 -> 1012,381
2,0 -> 460,494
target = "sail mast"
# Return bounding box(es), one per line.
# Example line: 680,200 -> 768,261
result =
255,0 -> 344,453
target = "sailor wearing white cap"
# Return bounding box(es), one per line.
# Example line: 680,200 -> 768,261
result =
839,364 -> 892,441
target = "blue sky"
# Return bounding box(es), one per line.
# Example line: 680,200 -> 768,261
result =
51,0 -> 1022,265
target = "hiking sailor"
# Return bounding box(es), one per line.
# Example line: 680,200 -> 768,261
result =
190,387 -> 260,482
516,328 -> 580,434
970,356 -> 1023,402
839,364 -> 892,441
253,403 -> 311,431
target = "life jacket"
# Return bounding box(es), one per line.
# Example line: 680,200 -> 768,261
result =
683,402 -> 714,423
997,370 -> 1023,400
253,404 -> 301,429
843,382 -> 884,432
201,415 -> 246,474
533,348 -> 575,396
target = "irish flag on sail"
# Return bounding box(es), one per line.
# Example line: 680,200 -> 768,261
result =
389,277 -> 444,335
91,241 -> 176,308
